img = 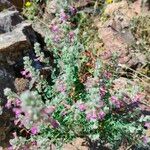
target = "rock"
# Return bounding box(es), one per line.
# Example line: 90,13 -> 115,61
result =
14,78 -> 29,94
112,77 -> 135,92
104,1 -> 129,16
62,138 -> 88,150
0,0 -> 15,11
0,22 -> 32,64
0,10 -> 23,32
97,1 -> 138,65
42,1 -> 55,24
74,0 -> 92,8
104,0 -> 141,18
9,0 -> 25,11
130,0 -> 142,14
32,20 -> 50,38
45,0 -> 57,14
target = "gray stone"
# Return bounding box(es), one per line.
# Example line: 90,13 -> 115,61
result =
0,0 -> 15,11
0,22 -> 33,64
0,10 -> 23,33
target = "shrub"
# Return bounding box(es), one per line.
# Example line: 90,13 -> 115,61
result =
2,1 -> 150,150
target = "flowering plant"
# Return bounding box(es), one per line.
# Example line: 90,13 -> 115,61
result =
2,1 -> 150,150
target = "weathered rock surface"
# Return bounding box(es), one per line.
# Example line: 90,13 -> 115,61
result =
73,0 -> 92,8
96,1 -> 144,66
0,0 -> 15,11
0,9 -> 37,65
62,138 -> 88,150
0,22 -> 32,64
0,10 -> 23,33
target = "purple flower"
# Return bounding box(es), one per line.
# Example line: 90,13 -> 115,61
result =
50,118 -> 59,128
5,100 -> 12,109
103,71 -> 112,79
97,111 -> 105,120
132,93 -> 144,102
77,103 -> 86,111
61,111 -> 67,116
100,86 -> 107,97
14,119 -> 20,126
21,69 -> 32,78
31,141 -> 37,146
111,96 -> 122,108
12,132 -> 17,138
30,126 -> 39,135
13,108 -> 22,118
50,24 -> 59,33
53,35 -> 61,43
86,111 -> 97,121
99,100 -> 104,107
21,69 -> 28,76
56,81 -> 66,93
44,106 -> 55,114
14,99 -> 21,106
144,122 -> 150,128
143,136 -> 150,144
69,31 -> 75,42
8,146 -> 13,150
60,11 -> 68,22
69,6 -> 77,15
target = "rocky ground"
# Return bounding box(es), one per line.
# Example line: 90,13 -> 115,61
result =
0,0 -> 149,149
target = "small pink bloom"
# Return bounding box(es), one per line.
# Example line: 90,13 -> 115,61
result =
53,35 -> 60,43
61,111 -> 67,116
50,118 -> 59,128
21,70 -> 28,76
44,106 -> 55,114
132,93 -> 144,102
69,6 -> 77,15
68,31 -> 75,42
103,71 -> 112,79
26,72 -> 32,78
30,126 -> 39,135
144,122 -> 150,128
143,136 -> 149,144
50,24 -> 59,33
111,96 -> 122,108
86,111 -> 97,121
8,146 -> 13,150
77,103 -> 86,111
100,86 -> 107,97
97,111 -> 105,120
32,141 -> 37,146
56,81 -> 66,93
60,11 -> 68,21
5,100 -> 12,109
14,99 -> 21,106
21,69 -> 32,78
13,108 -> 22,117
12,132 -> 17,138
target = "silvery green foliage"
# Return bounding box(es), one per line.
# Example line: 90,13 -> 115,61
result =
34,42 -> 49,64
3,1 -> 150,150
